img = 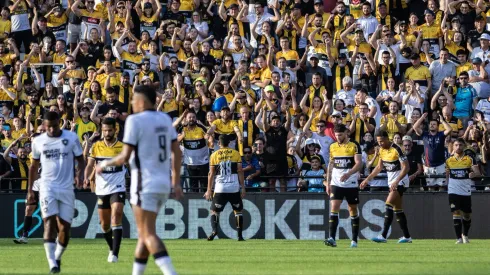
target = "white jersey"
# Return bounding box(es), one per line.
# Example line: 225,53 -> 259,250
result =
123,111 -> 177,195
31,130 -> 83,192
476,99 -> 490,122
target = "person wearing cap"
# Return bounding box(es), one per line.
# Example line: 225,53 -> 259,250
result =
394,20 -> 416,48
448,0 -> 482,34
328,51 -> 354,91
229,90 -> 254,120
405,53 -> 432,95
467,15 -> 489,51
401,135 -> 424,187
470,33 -> 490,75
161,0 -> 185,27
206,106 -> 242,151
313,0 -> 330,24
418,9 -> 443,59
468,57 -> 490,99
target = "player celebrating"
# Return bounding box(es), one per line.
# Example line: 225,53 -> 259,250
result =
324,124 -> 363,248
85,118 -> 126,263
445,138 -> 480,244
204,135 -> 246,241
96,85 -> 183,275
360,130 -> 412,243
28,112 -> 85,274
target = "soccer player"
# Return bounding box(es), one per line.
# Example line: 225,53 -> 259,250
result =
96,85 -> 183,275
324,124 -> 363,248
28,112 -> 85,274
360,130 -> 412,243
445,138 -> 480,244
204,135 -> 246,241
84,118 -> 126,263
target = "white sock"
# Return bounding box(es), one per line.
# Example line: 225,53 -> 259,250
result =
43,242 -> 57,269
55,242 -> 67,261
155,256 -> 176,275
132,260 -> 147,275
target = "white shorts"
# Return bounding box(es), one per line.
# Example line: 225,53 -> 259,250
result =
130,192 -> 169,214
39,190 -> 75,223
424,163 -> 446,186
67,23 -> 81,44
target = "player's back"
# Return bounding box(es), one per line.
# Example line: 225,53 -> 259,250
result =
123,110 -> 177,195
210,147 -> 242,193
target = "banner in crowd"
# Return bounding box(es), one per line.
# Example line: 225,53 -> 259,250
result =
3,193 -> 490,239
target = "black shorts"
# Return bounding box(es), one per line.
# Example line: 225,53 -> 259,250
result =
330,186 -> 359,205
449,194 -> 472,213
211,192 -> 243,213
97,192 -> 126,209
26,191 -> 39,206
395,185 -> 407,197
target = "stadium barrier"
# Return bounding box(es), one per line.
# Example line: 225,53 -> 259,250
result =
3,192 -> 490,240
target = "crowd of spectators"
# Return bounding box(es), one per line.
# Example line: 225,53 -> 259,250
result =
0,0 -> 490,193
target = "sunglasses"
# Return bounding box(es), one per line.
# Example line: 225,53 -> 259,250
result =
170,61 -> 177,64
66,60 -> 74,63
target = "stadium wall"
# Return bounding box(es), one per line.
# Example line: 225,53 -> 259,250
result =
3,193 -> 490,239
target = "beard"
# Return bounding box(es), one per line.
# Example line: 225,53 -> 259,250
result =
188,121 -> 196,126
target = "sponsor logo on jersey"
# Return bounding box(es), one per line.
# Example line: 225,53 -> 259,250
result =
43,149 -> 69,159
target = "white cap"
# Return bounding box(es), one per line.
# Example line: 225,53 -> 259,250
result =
479,33 -> 490,40
83,98 -> 93,104
331,110 -> 342,117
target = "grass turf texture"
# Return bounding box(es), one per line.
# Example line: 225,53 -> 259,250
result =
0,239 -> 489,275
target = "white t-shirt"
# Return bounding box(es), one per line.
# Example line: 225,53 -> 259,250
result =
311,133 -> 334,165
31,130 -> 83,192
476,99 -> 490,122
365,97 -> 381,126
123,110 -> 177,195
245,13 -> 273,48
335,89 -> 357,107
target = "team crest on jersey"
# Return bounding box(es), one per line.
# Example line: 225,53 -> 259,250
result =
62,139 -> 69,146
214,203 -> 223,208
233,204 -> 241,208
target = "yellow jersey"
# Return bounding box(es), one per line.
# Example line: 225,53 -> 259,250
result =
209,147 -> 242,193
329,140 -> 362,188
379,143 -> 409,186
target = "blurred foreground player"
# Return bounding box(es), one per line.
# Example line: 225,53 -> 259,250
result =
360,130 -> 412,243
96,85 -> 183,275
205,135 -> 246,241
28,112 -> 85,274
445,138 -> 480,244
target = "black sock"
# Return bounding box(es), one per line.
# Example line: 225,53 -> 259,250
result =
329,212 -> 339,240
382,205 -> 394,238
395,210 -> 411,238
462,218 -> 471,236
103,229 -> 113,251
23,216 -> 33,237
211,214 -> 219,233
351,215 -> 360,242
453,216 -> 462,238
235,213 -> 243,238
112,226 -> 122,257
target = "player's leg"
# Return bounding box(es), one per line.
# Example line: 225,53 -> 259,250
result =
110,192 -> 125,261
53,190 -> 76,271
40,192 -> 61,273
389,186 -> 412,243
347,188 -> 360,247
98,196 -> 113,257
132,237 -> 150,275
208,193 -> 225,241
449,194 -> 463,243
372,188 -> 396,242
14,192 -> 38,244
325,186 -> 342,247
461,195 -> 472,243
133,204 -> 177,275
230,192 -> 244,241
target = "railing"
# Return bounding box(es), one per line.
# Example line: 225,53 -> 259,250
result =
3,175 -> 490,193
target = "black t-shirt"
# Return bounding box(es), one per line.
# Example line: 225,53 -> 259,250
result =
98,101 -> 126,116
405,148 -> 422,176
76,52 -> 97,70
451,11 -> 477,34
265,126 -> 288,158
32,29 -> 57,47
88,41 -> 105,60
0,154 -> 11,175
162,11 -> 186,27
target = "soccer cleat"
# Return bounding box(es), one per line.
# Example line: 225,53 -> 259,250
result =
13,236 -> 28,244
49,267 -> 60,274
350,241 -> 358,248
462,235 -> 470,244
455,238 -> 463,244
371,235 -> 387,243
107,251 -> 114,263
238,237 -> 245,241
398,237 -> 413,243
324,237 -> 337,247
207,232 -> 218,241
110,255 -> 118,263
56,260 -> 61,272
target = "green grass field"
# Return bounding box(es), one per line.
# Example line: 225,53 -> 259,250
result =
0,239 -> 489,275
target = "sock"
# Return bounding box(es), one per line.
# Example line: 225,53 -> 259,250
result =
132,258 -> 148,275
351,215 -> 360,242
382,205 -> 394,238
23,216 -> 33,238
235,213 -> 243,238
54,241 -> 67,261
328,212 -> 339,240
462,217 -> 471,236
453,215 -> 462,239
103,229 -> 113,251
211,214 -> 219,233
112,225 -> 123,257
43,240 -> 57,269
395,210 -> 411,238
154,250 -> 176,275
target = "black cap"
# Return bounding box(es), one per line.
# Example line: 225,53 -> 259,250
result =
229,3 -> 239,9
398,20 -> 407,25
221,106 -> 230,111
424,9 -> 435,16
338,53 -> 347,59
314,0 -> 323,5
293,3 -> 302,10
410,53 -> 420,60
144,2 -> 152,9
122,71 -> 130,77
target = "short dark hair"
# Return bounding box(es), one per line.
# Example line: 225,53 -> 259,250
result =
44,111 -> 60,121
214,83 -> 224,94
456,49 -> 467,56
134,85 -> 157,105
375,130 -> 389,138
334,123 -> 347,133
454,137 -> 466,146
362,1 -> 371,7
459,71 -> 469,77
219,134 -> 230,147
102,117 -> 116,128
